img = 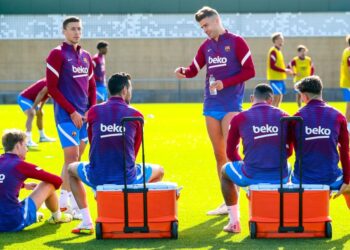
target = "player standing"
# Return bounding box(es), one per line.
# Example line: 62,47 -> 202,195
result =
46,16 -> 96,218
17,78 -> 56,147
92,41 -> 109,103
340,35 -> 350,132
266,32 -> 294,107
174,6 -> 255,215
288,45 -> 315,107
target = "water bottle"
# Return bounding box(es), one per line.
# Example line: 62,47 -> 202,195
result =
209,75 -> 217,95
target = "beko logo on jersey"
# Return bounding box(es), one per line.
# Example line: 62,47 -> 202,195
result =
0,174 -> 5,183
208,56 -> 227,64
305,126 -> 331,140
100,123 -> 125,133
253,124 -> 278,140
305,126 -> 331,136
72,65 -> 88,74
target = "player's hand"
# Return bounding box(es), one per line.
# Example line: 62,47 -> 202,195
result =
70,111 -> 84,129
24,182 -> 37,190
334,183 -> 350,199
174,67 -> 186,79
210,80 -> 224,91
285,68 -> 294,76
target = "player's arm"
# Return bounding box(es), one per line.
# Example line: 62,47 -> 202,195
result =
310,60 -> 315,75
133,112 -> 144,156
46,49 -> 76,114
269,50 -> 286,73
88,56 -> 97,109
32,86 -> 48,109
86,107 -> 97,144
347,56 -> 350,74
226,114 -> 242,162
16,162 -> 62,190
288,59 -> 297,74
220,36 -> 255,88
174,42 -> 206,79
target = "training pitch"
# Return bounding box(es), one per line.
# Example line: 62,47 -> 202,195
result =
0,103 -> 349,250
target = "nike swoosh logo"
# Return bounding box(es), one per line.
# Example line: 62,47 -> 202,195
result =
68,59 -> 73,61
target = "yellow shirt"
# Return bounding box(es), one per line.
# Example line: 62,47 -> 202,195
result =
290,56 -> 313,83
340,48 -> 350,88
267,47 -> 287,81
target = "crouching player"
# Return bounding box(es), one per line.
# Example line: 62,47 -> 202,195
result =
17,78 -> 56,147
68,72 -> 164,234
291,76 -> 350,198
220,84 -> 292,233
0,129 -> 72,232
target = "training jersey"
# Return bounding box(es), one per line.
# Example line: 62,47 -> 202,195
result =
292,99 -> 350,184
87,97 -> 143,185
226,103 -> 291,180
340,48 -> 350,88
46,42 -> 96,124
0,153 -> 62,232
267,46 -> 287,81
92,53 -> 106,86
184,30 -> 255,113
20,78 -> 48,103
289,56 -> 314,83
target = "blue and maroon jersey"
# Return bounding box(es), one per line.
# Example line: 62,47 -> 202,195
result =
92,53 -> 106,86
20,78 -> 48,102
0,153 -> 62,232
86,97 -> 143,185
227,103 -> 291,180
184,30 -> 255,112
292,99 -> 350,184
46,42 -> 96,124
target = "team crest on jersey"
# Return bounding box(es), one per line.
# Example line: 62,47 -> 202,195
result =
225,46 -> 231,52
72,131 -> 77,137
83,57 -> 88,64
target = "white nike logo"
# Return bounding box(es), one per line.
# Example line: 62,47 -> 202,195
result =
208,49 -> 212,52
68,59 -> 73,62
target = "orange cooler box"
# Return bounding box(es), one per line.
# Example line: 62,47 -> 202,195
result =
248,184 -> 331,239
95,182 -> 180,239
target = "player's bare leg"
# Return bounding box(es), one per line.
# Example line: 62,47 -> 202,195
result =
35,109 -> 56,143
272,94 -> 282,107
68,162 -> 93,234
24,108 -> 37,147
205,112 -> 236,215
29,182 -> 72,223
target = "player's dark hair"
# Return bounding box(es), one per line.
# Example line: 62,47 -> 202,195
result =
2,129 -> 26,152
296,75 -> 323,95
346,35 -> 350,46
108,72 -> 131,96
62,16 -> 81,29
97,41 -> 109,50
195,6 -> 219,22
253,83 -> 273,101
271,32 -> 283,43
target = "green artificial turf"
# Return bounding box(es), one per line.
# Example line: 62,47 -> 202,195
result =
0,103 -> 349,250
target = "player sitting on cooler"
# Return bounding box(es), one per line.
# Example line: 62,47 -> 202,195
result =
68,72 -> 164,234
291,76 -> 350,198
220,83 -> 292,233
0,129 -> 72,232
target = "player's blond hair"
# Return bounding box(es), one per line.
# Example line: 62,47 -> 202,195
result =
2,129 -> 26,152
271,32 -> 283,43
195,6 -> 219,22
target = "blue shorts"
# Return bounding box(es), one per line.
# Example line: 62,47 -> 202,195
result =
77,162 -> 154,189
56,122 -> 88,148
223,161 -> 290,187
291,171 -> 343,190
12,197 -> 37,232
270,80 -> 286,95
17,95 -> 37,112
96,84 -> 108,102
203,111 -> 229,121
342,88 -> 350,102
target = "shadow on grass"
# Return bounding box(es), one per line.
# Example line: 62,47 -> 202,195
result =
0,222 -> 63,249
